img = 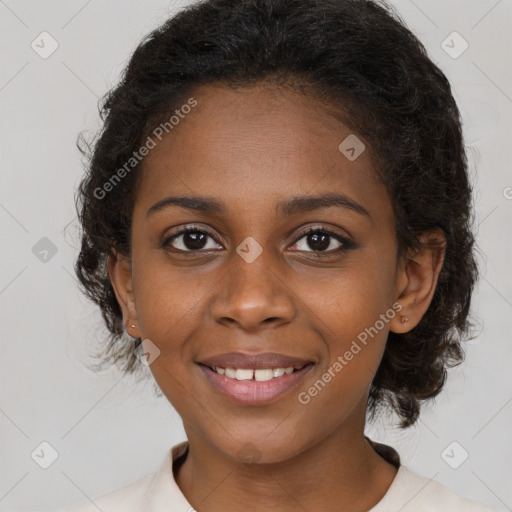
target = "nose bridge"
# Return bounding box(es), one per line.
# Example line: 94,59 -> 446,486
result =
211,246 -> 295,330
231,249 -> 275,295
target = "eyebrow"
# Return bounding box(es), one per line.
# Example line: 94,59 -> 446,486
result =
146,192 -> 371,220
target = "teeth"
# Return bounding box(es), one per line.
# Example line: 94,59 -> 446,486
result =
255,369 -> 273,381
236,369 -> 254,380
225,368 -> 236,378
213,365 -> 303,381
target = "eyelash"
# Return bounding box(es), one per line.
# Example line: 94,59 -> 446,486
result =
162,224 -> 354,254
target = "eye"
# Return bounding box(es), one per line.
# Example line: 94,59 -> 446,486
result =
289,227 -> 352,253
163,226 -> 223,252
162,225 -> 353,254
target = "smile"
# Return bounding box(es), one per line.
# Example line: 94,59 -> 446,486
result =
198,362 -> 314,405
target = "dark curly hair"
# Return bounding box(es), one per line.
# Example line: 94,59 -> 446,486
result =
74,0 -> 480,428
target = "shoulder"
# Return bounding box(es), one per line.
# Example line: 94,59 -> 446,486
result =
61,441 -> 190,512
63,472 -> 156,512
374,465 -> 497,512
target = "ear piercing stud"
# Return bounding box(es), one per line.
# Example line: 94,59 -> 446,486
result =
400,315 -> 409,323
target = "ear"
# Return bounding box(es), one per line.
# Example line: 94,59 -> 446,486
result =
107,249 -> 139,338
389,227 -> 446,334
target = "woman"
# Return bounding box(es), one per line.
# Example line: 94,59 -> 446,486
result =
66,0 -> 493,510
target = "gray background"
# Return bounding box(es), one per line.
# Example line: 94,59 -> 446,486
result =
0,0 -> 511,510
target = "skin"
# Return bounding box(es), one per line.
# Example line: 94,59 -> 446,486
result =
108,83 -> 446,512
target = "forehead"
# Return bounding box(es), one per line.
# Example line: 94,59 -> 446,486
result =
136,83 -> 390,219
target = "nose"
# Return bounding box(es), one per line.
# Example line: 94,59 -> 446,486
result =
211,251 -> 296,331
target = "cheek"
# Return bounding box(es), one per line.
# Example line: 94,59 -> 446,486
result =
131,251 -> 210,336
303,262 -> 394,338
295,292 -> 391,430
299,263 -> 394,384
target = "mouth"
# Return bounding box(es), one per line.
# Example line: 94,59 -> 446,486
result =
200,362 -> 311,381
197,361 -> 314,405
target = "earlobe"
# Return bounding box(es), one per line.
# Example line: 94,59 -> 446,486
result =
390,228 -> 446,334
107,249 -> 139,337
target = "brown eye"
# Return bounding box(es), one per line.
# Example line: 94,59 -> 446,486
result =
290,228 -> 353,253
163,228 -> 222,252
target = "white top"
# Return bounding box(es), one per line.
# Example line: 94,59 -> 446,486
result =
62,440 -> 496,512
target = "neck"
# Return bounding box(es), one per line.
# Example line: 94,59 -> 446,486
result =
174,413 -> 398,512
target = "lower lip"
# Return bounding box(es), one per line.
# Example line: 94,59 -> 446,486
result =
198,363 -> 314,405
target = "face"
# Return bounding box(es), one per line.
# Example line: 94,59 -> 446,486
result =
109,83 -> 436,464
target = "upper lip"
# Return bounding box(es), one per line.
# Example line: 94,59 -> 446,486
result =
197,352 -> 313,370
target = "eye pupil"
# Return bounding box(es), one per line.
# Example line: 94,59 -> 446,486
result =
184,232 -> 207,250
308,233 -> 330,251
